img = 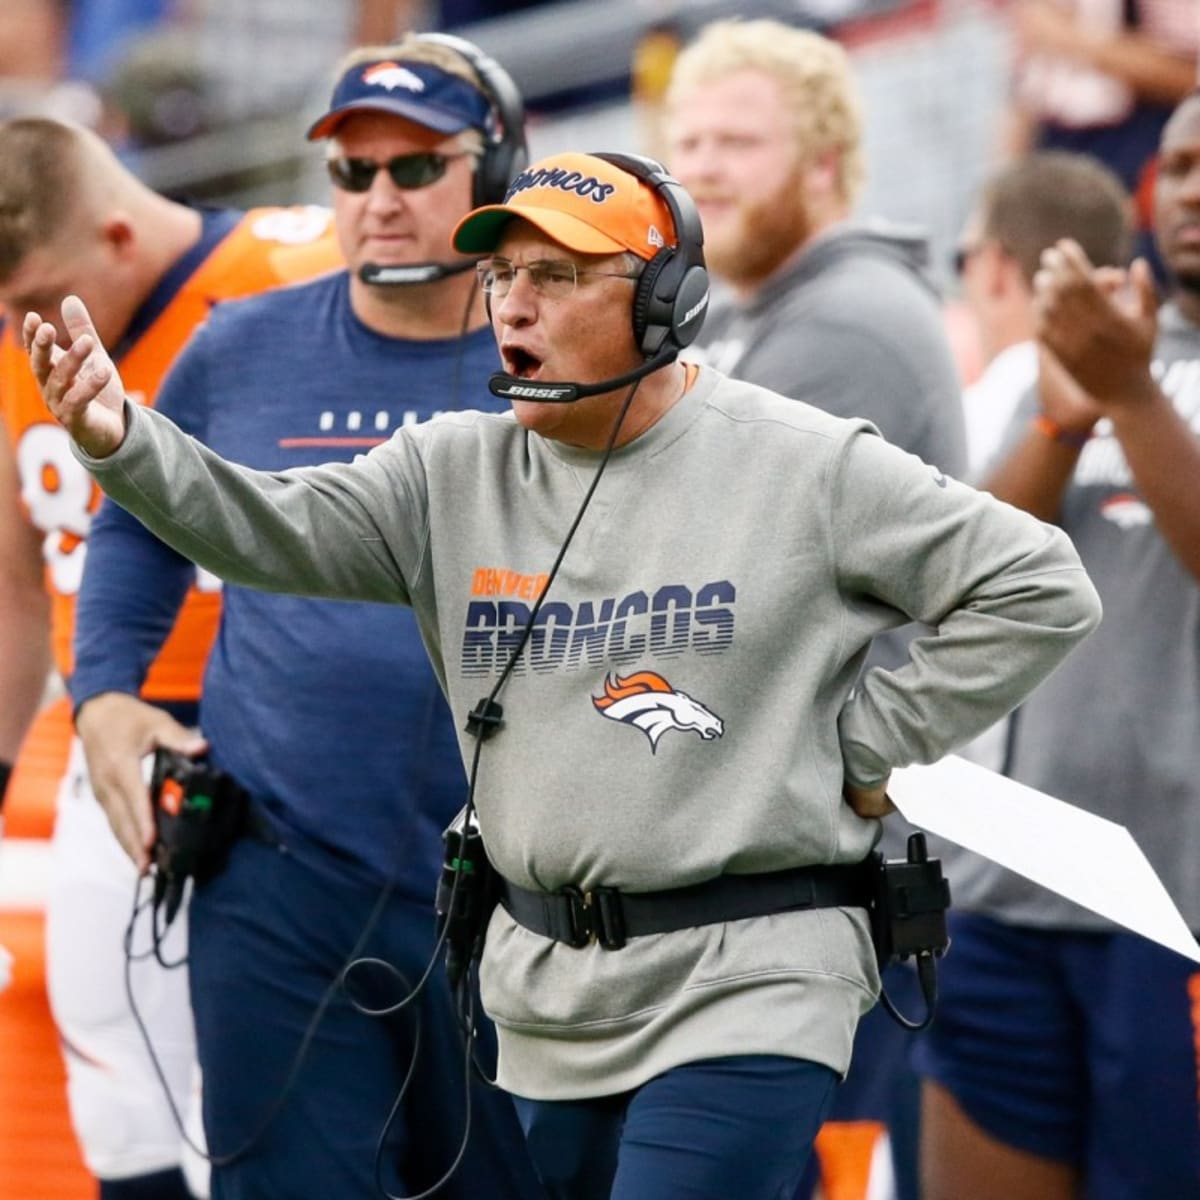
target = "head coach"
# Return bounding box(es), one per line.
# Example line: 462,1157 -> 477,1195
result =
27,151 -> 1101,1200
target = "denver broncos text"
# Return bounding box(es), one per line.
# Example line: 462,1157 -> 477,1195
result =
460,578 -> 736,677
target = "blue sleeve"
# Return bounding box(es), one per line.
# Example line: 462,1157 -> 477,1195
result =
70,330 -> 213,707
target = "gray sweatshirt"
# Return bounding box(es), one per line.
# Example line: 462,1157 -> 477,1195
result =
690,222 -> 967,475
948,302 -> 1200,930
78,366 -> 1100,1098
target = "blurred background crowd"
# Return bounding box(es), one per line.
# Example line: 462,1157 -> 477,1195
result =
0,0 -> 1028,295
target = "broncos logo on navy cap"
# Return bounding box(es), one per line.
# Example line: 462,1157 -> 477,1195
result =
306,59 -> 493,141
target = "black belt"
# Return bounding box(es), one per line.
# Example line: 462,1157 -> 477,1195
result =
498,861 -> 874,951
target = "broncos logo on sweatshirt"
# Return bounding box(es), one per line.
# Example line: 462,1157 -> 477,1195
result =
592,671 -> 724,754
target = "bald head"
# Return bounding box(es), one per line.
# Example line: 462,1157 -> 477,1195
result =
1162,89 -> 1200,143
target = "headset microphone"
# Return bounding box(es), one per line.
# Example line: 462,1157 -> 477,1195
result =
487,345 -> 679,403
359,259 -> 479,286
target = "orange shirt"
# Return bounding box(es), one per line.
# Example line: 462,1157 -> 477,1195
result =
0,205 -> 341,701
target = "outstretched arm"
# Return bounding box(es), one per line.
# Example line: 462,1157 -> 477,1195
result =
27,296 -> 413,605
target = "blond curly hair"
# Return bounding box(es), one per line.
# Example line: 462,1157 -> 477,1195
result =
666,19 -> 865,208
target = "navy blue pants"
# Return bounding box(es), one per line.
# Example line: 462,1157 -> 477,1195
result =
792,962 -> 922,1200
513,1055 -> 838,1200
915,913 -> 1200,1200
188,828 -> 545,1200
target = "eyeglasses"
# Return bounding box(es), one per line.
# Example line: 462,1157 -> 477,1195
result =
325,151 -> 471,193
476,258 -> 642,300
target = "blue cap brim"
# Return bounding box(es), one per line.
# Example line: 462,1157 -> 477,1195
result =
306,97 -> 472,141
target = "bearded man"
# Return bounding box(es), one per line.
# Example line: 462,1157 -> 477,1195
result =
665,18 -> 965,476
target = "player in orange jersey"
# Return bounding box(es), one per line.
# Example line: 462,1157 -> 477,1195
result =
0,115 -> 339,1200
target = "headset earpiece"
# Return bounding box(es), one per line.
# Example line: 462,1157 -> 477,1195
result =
591,152 -> 709,358
413,31 -> 529,207
631,248 -> 675,356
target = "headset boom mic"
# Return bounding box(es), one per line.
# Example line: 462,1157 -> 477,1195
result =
359,259 -> 478,286
488,375 -> 581,403
487,347 -> 677,404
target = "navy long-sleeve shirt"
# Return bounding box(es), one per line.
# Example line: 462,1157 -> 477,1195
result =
73,270 -> 506,894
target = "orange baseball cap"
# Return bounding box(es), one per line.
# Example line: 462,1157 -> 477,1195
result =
452,152 -> 675,261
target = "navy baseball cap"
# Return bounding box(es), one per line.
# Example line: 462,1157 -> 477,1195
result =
306,59 -> 492,141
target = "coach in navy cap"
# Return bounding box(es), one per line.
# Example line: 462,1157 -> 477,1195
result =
306,55 -> 495,141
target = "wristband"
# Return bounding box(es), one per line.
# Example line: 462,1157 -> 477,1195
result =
1033,414 -> 1092,449
0,759 -> 11,811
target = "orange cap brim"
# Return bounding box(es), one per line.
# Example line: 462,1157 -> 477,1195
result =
452,204 -> 630,257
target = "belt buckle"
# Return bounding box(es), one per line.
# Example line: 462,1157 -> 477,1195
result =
592,887 -> 626,950
561,886 -> 595,948
561,885 -> 626,950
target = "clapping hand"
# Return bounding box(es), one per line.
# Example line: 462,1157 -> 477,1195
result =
1033,239 -> 1159,411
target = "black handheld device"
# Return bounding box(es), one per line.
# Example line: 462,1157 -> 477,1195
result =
434,805 -> 499,990
868,831 -> 951,1031
149,748 -> 248,925
869,831 -> 951,967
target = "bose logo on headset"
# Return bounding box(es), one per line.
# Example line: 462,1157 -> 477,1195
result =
589,152 -> 710,360
682,293 -> 709,328
504,384 -> 576,400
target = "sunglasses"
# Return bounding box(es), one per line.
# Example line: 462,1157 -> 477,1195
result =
952,243 -> 979,277
325,151 -> 470,193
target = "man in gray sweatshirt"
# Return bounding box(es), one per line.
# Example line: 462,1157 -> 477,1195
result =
25,151 -> 1100,1200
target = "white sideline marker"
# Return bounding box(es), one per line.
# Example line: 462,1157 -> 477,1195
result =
888,754 -> 1200,964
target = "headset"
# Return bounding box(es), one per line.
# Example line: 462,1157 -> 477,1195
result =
415,32 -> 528,209
601,152 -> 710,359
487,151 -> 710,403
359,32 -> 528,286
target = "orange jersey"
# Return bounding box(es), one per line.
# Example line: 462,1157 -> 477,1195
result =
0,206 -> 341,701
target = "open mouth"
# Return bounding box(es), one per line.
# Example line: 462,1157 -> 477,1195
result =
504,346 -> 543,378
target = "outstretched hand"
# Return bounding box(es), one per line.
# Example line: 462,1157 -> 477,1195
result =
23,296 -> 128,458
